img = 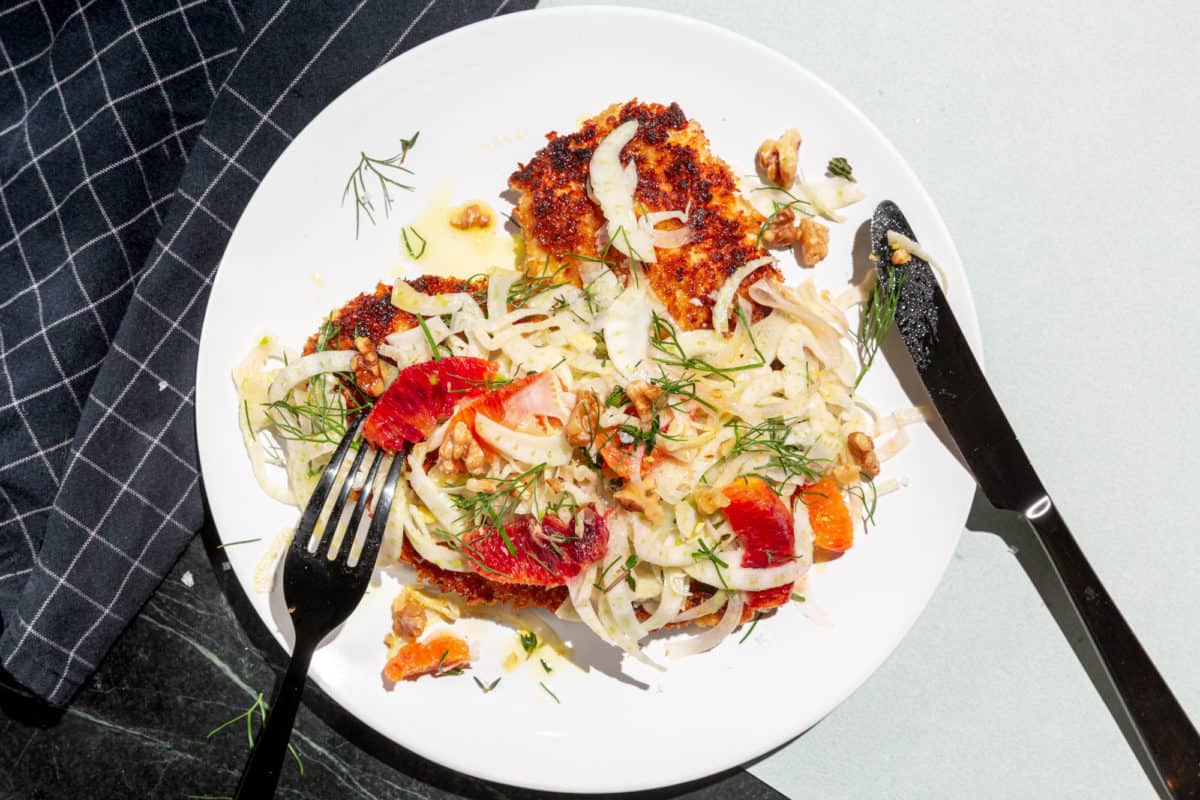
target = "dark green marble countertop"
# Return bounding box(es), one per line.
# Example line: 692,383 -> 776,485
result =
0,523 -> 789,800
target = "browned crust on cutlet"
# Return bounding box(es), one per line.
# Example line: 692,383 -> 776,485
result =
303,276 -> 487,354
509,99 -> 778,330
401,540 -> 570,610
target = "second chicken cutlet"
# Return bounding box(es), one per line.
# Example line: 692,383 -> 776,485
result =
509,99 -> 778,330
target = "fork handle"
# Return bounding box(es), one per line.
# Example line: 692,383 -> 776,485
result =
234,638 -> 315,799
1027,501 -> 1200,798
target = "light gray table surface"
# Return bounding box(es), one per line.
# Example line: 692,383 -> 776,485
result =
541,1 -> 1200,798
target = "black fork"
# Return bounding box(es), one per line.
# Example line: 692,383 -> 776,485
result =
233,416 -> 404,799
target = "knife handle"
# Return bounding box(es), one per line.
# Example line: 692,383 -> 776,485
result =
1027,499 -> 1200,798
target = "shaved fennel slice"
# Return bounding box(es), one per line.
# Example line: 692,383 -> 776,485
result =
390,281 -> 473,315
378,317 -> 450,367
406,448 -> 460,532
589,120 -> 656,263
486,269 -> 521,320
601,533 -> 665,668
798,176 -> 864,223
474,414 -> 571,466
668,591 -> 745,658
683,555 -> 801,592
644,209 -> 693,249
748,279 -> 844,367
632,514 -> 696,567
266,350 -> 356,402
567,564 -> 612,646
404,505 -> 469,572
601,284 -> 652,378
886,229 -> 948,290
672,589 -> 730,624
712,256 -> 775,336
252,527 -> 294,593
638,567 -> 688,635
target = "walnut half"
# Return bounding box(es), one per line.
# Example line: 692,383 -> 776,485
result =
437,421 -> 488,475
797,218 -> 830,267
755,128 -> 802,188
846,431 -> 880,478
391,591 -> 427,640
352,336 -> 385,397
449,202 -> 493,230
565,390 -> 600,447
614,479 -> 664,525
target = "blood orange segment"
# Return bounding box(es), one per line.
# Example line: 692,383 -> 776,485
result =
721,476 -> 797,607
598,430 -> 658,479
447,372 -> 547,444
383,631 -> 471,682
802,476 -> 854,553
745,584 -> 792,610
363,357 -> 497,451
462,510 -> 609,586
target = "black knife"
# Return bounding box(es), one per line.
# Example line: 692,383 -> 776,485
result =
871,200 -> 1200,800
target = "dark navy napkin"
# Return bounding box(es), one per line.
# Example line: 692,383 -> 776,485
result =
0,0 -> 534,706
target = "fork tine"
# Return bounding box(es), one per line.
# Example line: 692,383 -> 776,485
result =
293,416 -> 364,551
349,453 -> 404,573
323,448 -> 385,562
309,438 -> 369,557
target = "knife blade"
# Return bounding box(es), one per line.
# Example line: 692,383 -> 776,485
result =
870,200 -> 1200,799
870,200 -> 1044,515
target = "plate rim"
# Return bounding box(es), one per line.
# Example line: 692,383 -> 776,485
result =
195,5 -> 981,792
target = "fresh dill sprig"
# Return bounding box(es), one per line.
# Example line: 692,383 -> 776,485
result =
691,538 -> 730,591
261,319 -> 366,446
402,226 -> 427,259
753,186 -> 814,247
433,528 -> 513,578
217,538 -> 262,549
207,693 -> 303,775
791,593 -> 807,603
415,314 -> 444,361
450,464 -> 548,555
519,631 -> 539,656
738,613 -> 762,644
593,555 -> 622,591
540,658 -> 553,673
843,477 -> 879,529
723,416 -> 824,486
508,261 -> 569,309
342,132 -> 419,238
434,648 -> 464,677
604,386 -> 628,408
474,675 -> 502,694
540,681 -> 561,704
650,312 -> 764,384
854,269 -> 907,391
827,157 -> 854,181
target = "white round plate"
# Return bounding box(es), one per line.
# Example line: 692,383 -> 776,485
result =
196,6 -> 979,794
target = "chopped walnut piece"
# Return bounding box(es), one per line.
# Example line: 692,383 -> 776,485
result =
797,219 -> 830,267
694,486 -> 731,515
437,421 -> 488,475
831,463 -> 860,485
755,128 -> 802,188
761,206 -> 803,247
846,431 -> 880,478
392,592 -> 427,640
626,380 -> 663,421
565,390 -> 600,447
614,479 -> 664,524
449,202 -> 493,230
351,336 -> 385,397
